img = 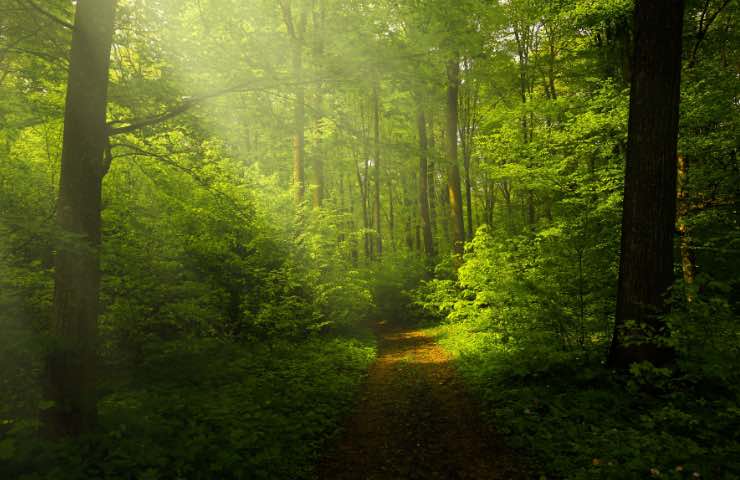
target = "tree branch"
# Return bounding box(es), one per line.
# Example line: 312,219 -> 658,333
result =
110,141 -> 253,223
22,0 -> 75,30
107,77 -> 330,137
108,80 -> 267,136
688,0 -> 732,68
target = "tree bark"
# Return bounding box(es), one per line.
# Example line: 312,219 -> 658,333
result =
355,141 -> 372,261
310,2 -> 325,208
372,84 -> 382,257
608,0 -> 685,369
427,114 -> 437,244
417,108 -> 434,258
292,44 -> 305,204
458,67 -> 478,241
44,0 -> 116,437
280,1 -> 308,205
348,171 -> 359,264
446,60 -> 465,258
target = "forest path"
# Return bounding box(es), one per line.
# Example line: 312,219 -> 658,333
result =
318,321 -> 527,480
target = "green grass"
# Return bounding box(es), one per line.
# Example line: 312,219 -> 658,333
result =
2,332 -> 376,480
427,320 -> 740,480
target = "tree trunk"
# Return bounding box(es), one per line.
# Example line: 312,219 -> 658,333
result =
388,180 -> 395,251
427,114 -> 437,244
458,64 -> 478,241
484,178 -> 495,228
417,108 -> 434,258
373,84 -> 382,257
44,0 -> 117,437
280,2 -> 308,205
446,60 -> 465,257
310,2 -> 325,208
348,172 -> 359,265
608,0 -> 685,369
464,153 -> 473,240
502,181 -> 513,233
310,93 -> 324,208
292,50 -> 305,204
338,174 -> 346,244
356,143 -> 372,261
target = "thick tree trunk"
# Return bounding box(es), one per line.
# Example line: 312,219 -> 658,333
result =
417,108 -> 434,258
608,0 -> 685,369
45,0 -> 116,437
446,60 -> 465,257
373,84 -> 382,257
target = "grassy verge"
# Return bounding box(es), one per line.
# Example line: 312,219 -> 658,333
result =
427,320 -> 740,480
2,332 -> 376,480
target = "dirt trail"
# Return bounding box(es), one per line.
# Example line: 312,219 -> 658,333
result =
318,322 -> 527,480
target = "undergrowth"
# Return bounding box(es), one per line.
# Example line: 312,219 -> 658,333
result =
1,332 -> 376,480
427,320 -> 740,479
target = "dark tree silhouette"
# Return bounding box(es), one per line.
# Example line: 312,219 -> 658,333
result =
609,0 -> 685,369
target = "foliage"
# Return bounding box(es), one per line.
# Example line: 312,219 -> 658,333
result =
1,0 -> 738,477
1,334 -> 376,479
427,320 -> 740,479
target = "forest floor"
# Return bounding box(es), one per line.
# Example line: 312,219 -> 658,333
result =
318,321 -> 528,480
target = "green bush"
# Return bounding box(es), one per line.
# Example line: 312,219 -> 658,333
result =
2,334 -> 376,480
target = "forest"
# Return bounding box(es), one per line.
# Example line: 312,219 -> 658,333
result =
0,0 -> 738,478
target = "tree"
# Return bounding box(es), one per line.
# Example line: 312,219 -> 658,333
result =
608,0 -> 685,369
417,105 -> 434,258
310,0 -> 326,208
446,59 -> 465,257
44,0 -> 117,436
372,84 -> 382,257
458,59 -> 480,241
279,0 -> 309,206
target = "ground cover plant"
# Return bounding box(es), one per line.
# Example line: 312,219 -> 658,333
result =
1,0 -> 738,478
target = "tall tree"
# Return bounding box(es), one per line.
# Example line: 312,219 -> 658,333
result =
279,0 -> 309,205
459,60 -> 479,241
372,83 -> 382,257
44,0 -> 117,436
446,59 -> 465,257
608,0 -> 685,369
417,105 -> 434,258
310,0 -> 325,208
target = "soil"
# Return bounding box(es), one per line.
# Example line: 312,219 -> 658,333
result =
318,321 -> 529,480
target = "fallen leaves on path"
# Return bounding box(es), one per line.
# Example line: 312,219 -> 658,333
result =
318,323 -> 528,480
